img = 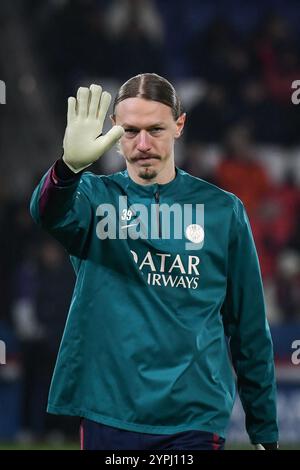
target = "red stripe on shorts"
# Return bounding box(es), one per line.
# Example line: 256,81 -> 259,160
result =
80,421 -> 84,450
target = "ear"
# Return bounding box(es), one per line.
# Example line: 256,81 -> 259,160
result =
110,114 -> 116,125
175,113 -> 186,139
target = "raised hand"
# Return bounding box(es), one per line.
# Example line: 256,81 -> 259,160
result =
63,84 -> 124,173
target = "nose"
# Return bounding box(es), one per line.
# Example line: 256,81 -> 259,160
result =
136,130 -> 151,152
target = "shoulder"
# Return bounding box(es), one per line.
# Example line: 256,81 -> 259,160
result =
178,168 -> 243,209
178,169 -> 248,233
78,170 -> 126,190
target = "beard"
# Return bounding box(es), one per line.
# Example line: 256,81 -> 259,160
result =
137,167 -> 158,180
126,153 -> 161,180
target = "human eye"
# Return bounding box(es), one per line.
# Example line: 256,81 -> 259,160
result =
124,128 -> 139,137
150,127 -> 164,135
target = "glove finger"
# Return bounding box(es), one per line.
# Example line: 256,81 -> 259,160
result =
89,84 -> 102,118
67,97 -> 76,124
98,91 -> 112,129
94,125 -> 124,154
77,87 -> 89,118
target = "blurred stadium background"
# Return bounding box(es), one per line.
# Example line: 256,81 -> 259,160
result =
0,0 -> 300,450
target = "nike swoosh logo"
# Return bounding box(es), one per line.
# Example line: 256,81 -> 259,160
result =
121,223 -> 139,229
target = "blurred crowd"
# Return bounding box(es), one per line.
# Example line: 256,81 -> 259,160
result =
0,0 -> 300,442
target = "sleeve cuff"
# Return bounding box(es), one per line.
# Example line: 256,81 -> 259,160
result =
51,158 -> 83,185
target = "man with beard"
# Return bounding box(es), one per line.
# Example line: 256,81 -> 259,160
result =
30,73 -> 278,450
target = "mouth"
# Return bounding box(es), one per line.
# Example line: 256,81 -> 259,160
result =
133,155 -> 160,165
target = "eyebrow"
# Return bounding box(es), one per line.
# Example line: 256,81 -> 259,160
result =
121,122 -> 165,129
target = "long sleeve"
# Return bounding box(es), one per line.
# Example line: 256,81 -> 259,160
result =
30,160 -> 93,257
221,198 -> 278,444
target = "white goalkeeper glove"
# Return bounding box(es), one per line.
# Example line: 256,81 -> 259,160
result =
63,84 -> 124,173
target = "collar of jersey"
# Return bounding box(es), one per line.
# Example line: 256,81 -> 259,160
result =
122,167 -> 182,196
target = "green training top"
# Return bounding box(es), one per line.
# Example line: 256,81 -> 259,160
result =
30,165 -> 278,444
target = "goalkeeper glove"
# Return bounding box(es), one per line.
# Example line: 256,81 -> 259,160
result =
63,84 -> 124,173
253,442 -> 279,450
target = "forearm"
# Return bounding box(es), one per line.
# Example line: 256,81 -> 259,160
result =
30,83 -> 123,245
223,198 -> 279,444
30,159 -> 93,255
232,332 -> 278,444
30,159 -> 82,223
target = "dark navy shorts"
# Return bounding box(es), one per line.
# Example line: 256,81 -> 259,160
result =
80,418 -> 225,450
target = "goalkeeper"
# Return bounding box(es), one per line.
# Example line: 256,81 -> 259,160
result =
30,73 -> 278,450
